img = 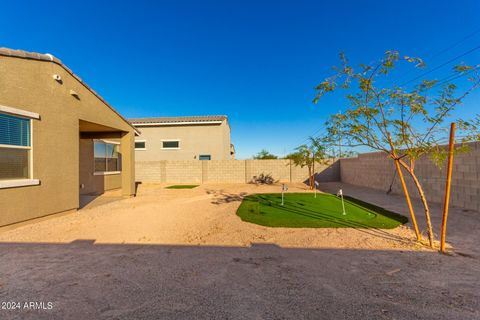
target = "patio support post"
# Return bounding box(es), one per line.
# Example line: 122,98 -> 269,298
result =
121,131 -> 136,196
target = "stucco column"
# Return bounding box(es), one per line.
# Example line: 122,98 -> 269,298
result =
121,131 -> 136,196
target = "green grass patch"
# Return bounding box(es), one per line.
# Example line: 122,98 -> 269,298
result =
236,193 -> 407,229
165,185 -> 199,189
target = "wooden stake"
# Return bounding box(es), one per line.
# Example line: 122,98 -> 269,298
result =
440,122 -> 456,253
394,159 -> 421,241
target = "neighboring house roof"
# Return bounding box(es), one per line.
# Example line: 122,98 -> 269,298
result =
0,47 -> 138,134
129,115 -> 228,126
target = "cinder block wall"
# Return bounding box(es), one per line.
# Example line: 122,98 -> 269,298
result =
135,144 -> 479,211
205,160 -> 246,183
135,159 -> 339,184
165,161 -> 202,183
339,142 -> 480,212
248,160 -> 291,182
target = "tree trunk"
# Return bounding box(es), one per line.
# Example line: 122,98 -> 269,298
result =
400,161 -> 435,247
385,133 -> 422,242
312,158 -> 315,190
308,166 -> 313,190
394,159 -> 422,241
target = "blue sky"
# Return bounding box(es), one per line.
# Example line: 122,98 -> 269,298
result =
1,0 -> 479,159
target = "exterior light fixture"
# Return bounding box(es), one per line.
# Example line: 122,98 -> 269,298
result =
70,90 -> 80,99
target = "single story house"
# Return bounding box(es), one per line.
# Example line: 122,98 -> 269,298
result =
0,48 -> 137,227
129,116 -> 234,161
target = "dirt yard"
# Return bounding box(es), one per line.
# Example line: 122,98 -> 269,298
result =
0,183 -> 419,251
0,183 -> 479,319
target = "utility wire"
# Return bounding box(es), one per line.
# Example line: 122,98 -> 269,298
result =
433,69 -> 476,88
399,44 -> 480,86
428,27 -> 480,59
291,29 -> 480,152
287,127 -> 326,154
395,27 -> 480,82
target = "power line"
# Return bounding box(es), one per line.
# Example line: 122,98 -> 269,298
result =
429,27 -> 480,59
292,29 -> 480,151
399,44 -> 480,87
433,68 -> 477,88
416,62 -> 479,89
393,27 -> 480,83
287,126 -> 326,153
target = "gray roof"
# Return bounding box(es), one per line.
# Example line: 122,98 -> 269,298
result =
129,115 -> 228,125
0,47 -> 138,133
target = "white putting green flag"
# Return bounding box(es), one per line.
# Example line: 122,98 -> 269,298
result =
337,189 -> 346,215
281,184 -> 288,205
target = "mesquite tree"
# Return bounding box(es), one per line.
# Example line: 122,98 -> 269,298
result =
288,137 -> 328,190
314,51 -> 479,247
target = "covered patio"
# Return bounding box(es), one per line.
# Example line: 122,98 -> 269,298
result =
79,120 -> 136,207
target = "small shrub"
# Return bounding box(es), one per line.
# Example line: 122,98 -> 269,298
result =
250,173 -> 275,185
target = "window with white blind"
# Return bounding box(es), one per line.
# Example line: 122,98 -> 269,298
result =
0,113 -> 31,180
94,140 -> 121,174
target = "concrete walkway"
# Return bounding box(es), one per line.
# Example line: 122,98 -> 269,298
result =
79,189 -> 124,209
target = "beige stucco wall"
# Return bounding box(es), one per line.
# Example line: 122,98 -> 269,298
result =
79,139 -> 122,195
135,159 -> 339,184
133,121 -> 232,161
0,55 -> 136,226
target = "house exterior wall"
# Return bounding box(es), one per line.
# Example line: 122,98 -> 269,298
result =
0,54 -> 135,227
133,121 -> 231,161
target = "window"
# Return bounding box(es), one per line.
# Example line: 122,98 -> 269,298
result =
94,140 -> 120,174
162,140 -> 179,149
199,155 -> 211,160
135,140 -> 146,150
0,113 -> 31,180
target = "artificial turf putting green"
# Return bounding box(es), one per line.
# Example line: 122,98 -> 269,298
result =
236,193 -> 408,229
165,185 -> 199,189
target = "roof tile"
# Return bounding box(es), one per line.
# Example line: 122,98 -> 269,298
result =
129,115 -> 228,125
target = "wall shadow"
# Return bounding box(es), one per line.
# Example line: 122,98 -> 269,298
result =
302,160 -> 341,188
0,241 -> 476,320
79,194 -> 99,209
135,181 -> 142,195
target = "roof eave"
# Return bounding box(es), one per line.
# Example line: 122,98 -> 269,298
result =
0,48 -> 138,134
131,120 -> 224,127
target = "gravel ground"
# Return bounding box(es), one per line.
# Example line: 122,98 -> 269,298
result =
0,183 -> 419,250
0,182 -> 478,319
